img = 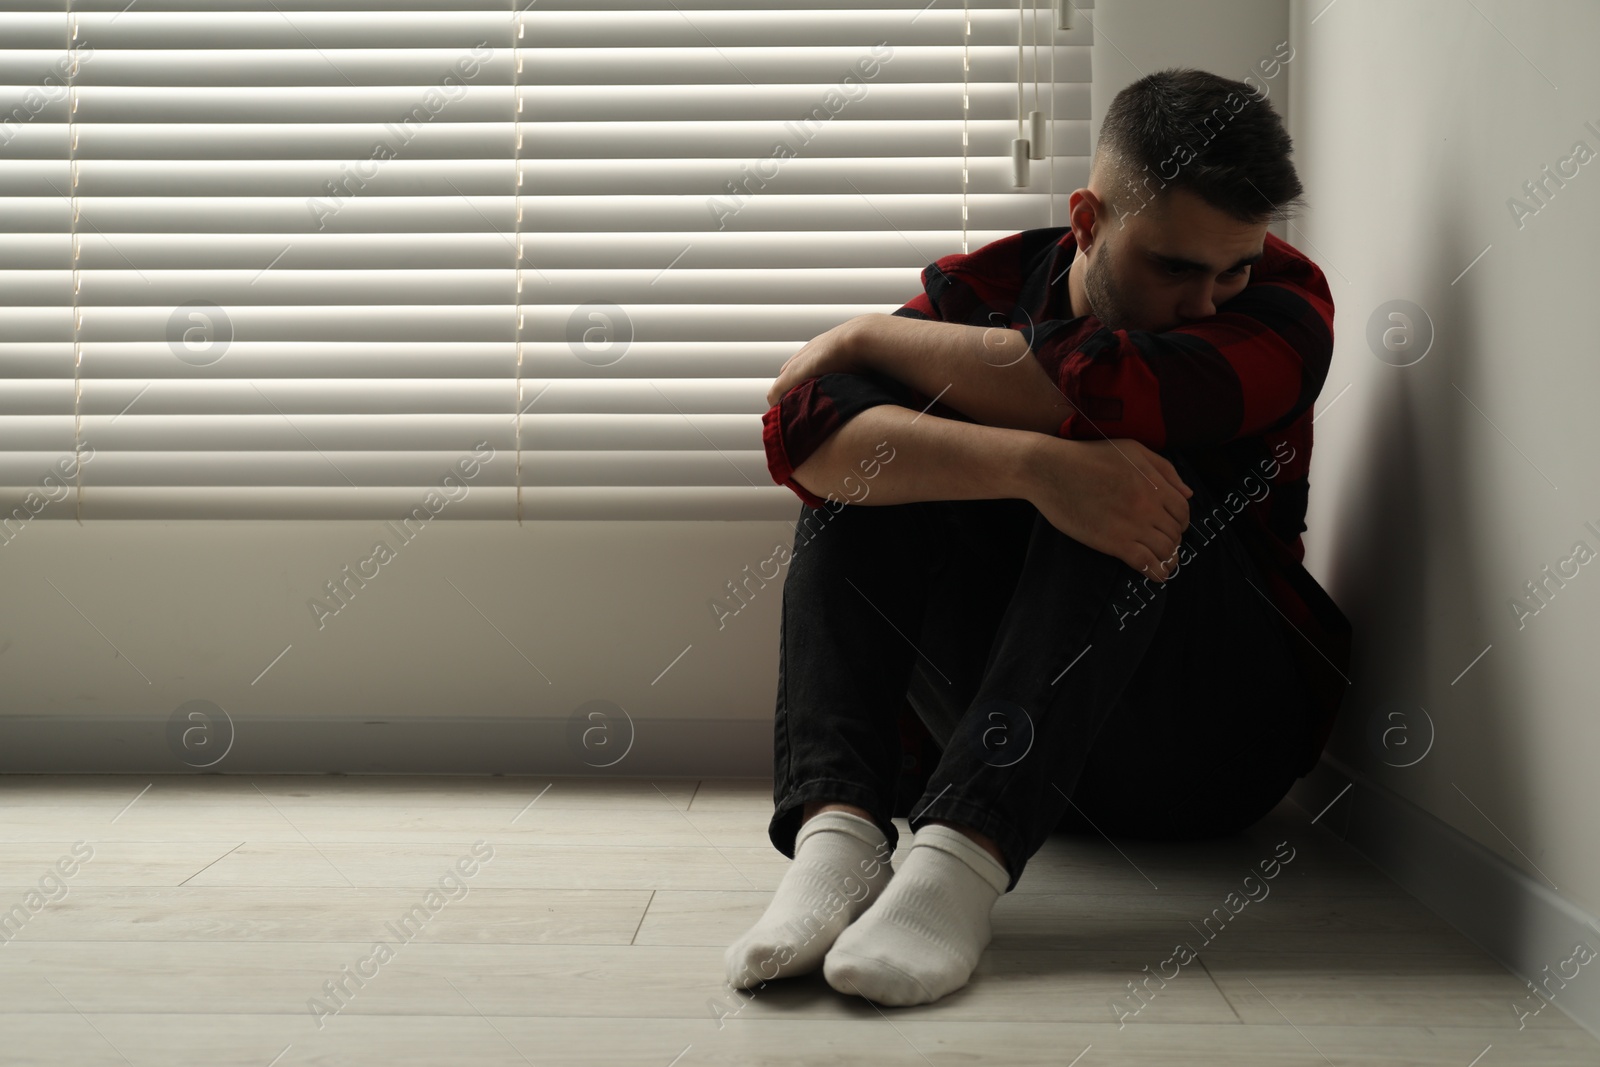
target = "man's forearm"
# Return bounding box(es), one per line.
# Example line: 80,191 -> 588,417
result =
789,402 -> 1043,507
849,313 -> 1075,436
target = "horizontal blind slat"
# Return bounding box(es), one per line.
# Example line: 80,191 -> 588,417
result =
0,341 -> 813,379
0,414 -> 768,451
0,485 -> 804,521
2,267 -> 926,306
0,157 -> 1087,198
3,449 -> 774,487
0,189 -> 1076,231
0,226 -> 1055,268
1,379 -> 770,415
0,46 -> 1088,86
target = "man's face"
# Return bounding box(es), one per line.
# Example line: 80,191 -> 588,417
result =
1076,186 -> 1269,333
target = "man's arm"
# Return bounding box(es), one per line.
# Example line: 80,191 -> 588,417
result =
1032,271 -> 1334,447
851,281 -> 1332,452
789,403 -> 1194,581
852,232 -> 1335,450
788,402 -> 1039,507
843,313 -> 1074,437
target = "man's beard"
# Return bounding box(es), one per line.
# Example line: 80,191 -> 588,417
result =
1082,235 -> 1139,333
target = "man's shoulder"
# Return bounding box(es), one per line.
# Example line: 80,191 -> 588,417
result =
1240,230 -> 1336,329
928,226 -> 1073,282
1258,232 -> 1329,293
917,226 -> 1075,320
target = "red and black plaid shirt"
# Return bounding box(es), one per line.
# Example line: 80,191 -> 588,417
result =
761,226 -> 1353,774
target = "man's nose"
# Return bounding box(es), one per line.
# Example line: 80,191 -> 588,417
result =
1176,283 -> 1217,322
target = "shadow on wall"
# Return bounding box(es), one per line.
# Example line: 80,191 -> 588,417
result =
1322,136 -> 1538,939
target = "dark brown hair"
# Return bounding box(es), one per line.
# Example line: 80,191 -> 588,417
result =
1095,67 -> 1306,225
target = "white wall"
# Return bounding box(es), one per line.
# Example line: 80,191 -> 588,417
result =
0,517 -> 787,774
1289,0 -> 1600,923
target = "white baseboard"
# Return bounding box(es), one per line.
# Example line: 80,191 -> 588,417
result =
0,715 -> 773,778
1288,755 -> 1600,1041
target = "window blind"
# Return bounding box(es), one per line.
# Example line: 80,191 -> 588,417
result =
0,0 -> 1092,521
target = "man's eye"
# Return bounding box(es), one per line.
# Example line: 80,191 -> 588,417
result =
1164,264 -> 1248,278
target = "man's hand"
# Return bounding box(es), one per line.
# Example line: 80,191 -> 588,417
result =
1023,436 -> 1194,582
765,318 -> 865,408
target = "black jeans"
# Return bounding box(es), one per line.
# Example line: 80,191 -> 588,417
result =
767,449 -> 1312,894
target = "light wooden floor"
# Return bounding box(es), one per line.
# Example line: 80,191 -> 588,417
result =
0,774 -> 1596,1066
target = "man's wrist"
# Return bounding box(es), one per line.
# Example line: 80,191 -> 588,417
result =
842,313 -> 887,371
1003,429 -> 1057,504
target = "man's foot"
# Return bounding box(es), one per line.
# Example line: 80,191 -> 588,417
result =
822,822 -> 1009,1006
723,809 -> 894,989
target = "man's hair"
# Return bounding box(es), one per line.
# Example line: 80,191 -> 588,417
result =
1093,67 -> 1306,225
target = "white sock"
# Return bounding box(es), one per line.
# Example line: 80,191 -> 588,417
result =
724,810 -> 894,989
823,822 -> 1009,1006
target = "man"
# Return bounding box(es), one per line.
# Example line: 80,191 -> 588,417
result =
726,68 -> 1353,1007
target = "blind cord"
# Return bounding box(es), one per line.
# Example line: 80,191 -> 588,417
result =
1032,0 -> 1041,113
1049,0 -> 1057,227
513,1 -> 524,525
962,0 -> 970,253
1017,0 -> 1025,140
67,4 -> 83,524
1012,0 -> 1031,187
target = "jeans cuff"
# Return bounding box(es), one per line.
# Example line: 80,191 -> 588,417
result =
906,792 -> 1025,894
769,778 -> 899,860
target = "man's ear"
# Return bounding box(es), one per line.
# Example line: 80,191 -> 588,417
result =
1067,188 -> 1102,253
